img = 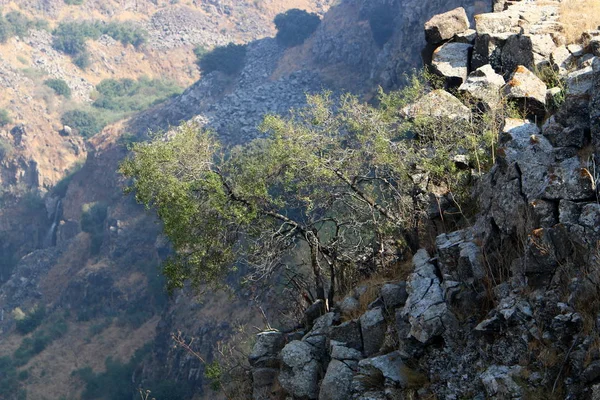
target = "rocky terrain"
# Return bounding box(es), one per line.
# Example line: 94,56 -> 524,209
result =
247,1 -> 600,399
1,0 -> 509,398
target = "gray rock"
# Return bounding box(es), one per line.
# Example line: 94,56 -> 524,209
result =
402,249 -> 454,343
566,66 -> 594,96
471,34 -> 504,71
480,365 -> 522,398
402,89 -> 471,121
424,7 -> 470,45
330,344 -> 363,361
559,200 -> 582,224
551,46 -> 573,75
431,42 -> 472,85
279,341 -> 321,399
319,359 -> 356,400
380,282 -> 408,311
503,65 -> 547,119
330,320 -> 363,351
360,308 -> 387,356
583,360 -> 600,383
339,295 -> 360,316
459,64 -> 505,109
355,351 -> 420,388
474,12 -> 521,36
501,35 -> 534,74
249,331 -> 285,368
568,44 -> 585,57
580,204 -> 600,232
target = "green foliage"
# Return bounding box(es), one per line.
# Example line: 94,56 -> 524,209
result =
44,78 -> 72,98
73,51 -> 91,70
205,361 -> 223,391
15,306 -> 46,335
81,202 -> 108,255
0,11 -> 47,43
61,110 -> 102,138
62,77 -> 181,138
64,0 -> 85,5
0,108 -> 12,126
274,8 -> 321,47
13,319 -> 68,366
120,70 -> 505,300
74,343 -> 152,400
0,137 -> 14,159
52,22 -> 100,56
93,77 -> 182,112
193,45 -> 207,59
102,22 -> 147,47
51,161 -> 84,197
196,42 -> 247,75
52,21 -> 147,67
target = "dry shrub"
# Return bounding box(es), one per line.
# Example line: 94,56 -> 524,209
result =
560,0 -> 600,44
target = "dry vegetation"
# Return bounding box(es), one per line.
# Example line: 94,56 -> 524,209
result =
560,0 -> 600,43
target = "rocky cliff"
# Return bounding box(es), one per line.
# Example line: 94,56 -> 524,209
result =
247,1 -> 600,399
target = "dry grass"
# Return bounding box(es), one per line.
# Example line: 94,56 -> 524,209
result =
560,0 -> 600,44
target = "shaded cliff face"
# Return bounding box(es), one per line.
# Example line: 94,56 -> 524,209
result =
0,0 -> 500,399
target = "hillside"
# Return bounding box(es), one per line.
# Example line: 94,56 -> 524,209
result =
5,0 -> 597,399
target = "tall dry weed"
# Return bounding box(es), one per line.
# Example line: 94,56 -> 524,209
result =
560,0 -> 600,43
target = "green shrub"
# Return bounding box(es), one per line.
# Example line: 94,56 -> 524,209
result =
73,51 -> 91,70
0,108 -> 12,126
368,4 -> 396,47
52,21 -> 147,60
13,320 -> 67,367
81,202 -> 108,254
15,306 -> 46,335
0,137 -> 14,159
74,344 -> 152,400
44,79 -> 72,98
64,0 -> 85,4
61,110 -> 102,138
102,22 -> 146,47
274,9 -> 321,47
93,77 -> 182,112
52,22 -> 101,56
197,42 -> 247,75
0,14 -> 11,43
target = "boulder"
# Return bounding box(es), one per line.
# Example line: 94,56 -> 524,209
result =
566,66 -> 594,97
249,331 -> 285,368
431,42 -> 472,86
550,46 -> 573,75
354,351 -> 422,389
402,250 -> 454,343
360,308 -> 387,356
279,341 -> 321,399
330,343 -> 363,361
458,64 -> 505,109
380,282 -> 408,311
319,359 -> 356,400
330,320 -> 363,351
503,65 -> 547,119
471,34 -> 504,71
339,295 -> 360,316
402,89 -> 471,121
424,7 -> 469,45
474,12 -> 520,36
501,35 -> 534,74
480,365 -> 523,398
